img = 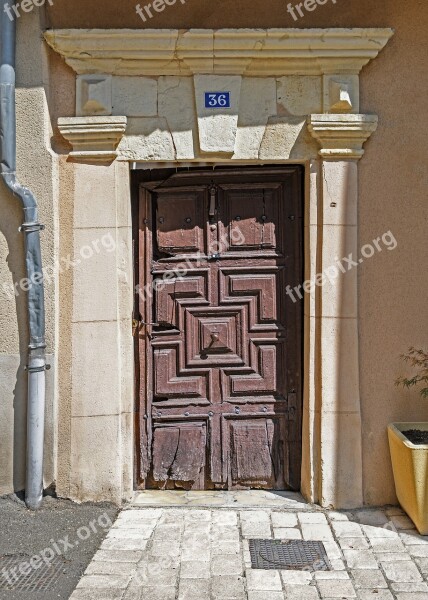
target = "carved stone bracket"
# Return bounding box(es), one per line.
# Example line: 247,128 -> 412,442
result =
58,116 -> 127,162
308,114 -> 378,159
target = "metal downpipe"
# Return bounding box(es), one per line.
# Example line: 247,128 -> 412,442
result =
1,2 -> 47,509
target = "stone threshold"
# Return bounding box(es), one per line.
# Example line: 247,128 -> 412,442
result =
131,490 -> 316,510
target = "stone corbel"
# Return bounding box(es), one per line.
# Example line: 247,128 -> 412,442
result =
58,116 -> 127,162
308,114 -> 378,159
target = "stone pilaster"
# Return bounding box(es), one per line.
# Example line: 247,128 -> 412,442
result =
57,117 -> 133,504
308,114 -> 378,508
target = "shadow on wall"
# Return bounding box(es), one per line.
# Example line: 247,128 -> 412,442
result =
0,178 -> 30,493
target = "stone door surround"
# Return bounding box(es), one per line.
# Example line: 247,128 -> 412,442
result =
47,28 -> 394,507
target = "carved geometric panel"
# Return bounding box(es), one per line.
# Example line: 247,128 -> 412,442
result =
220,267 -> 285,331
154,273 -> 209,327
156,188 -> 206,253
218,183 -> 285,252
185,306 -> 248,368
154,346 -> 207,399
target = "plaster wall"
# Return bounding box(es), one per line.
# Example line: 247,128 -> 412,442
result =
0,0 -> 425,504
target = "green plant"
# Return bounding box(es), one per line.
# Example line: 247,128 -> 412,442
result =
395,347 -> 428,399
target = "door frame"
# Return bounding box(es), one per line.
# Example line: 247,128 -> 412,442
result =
132,165 -> 305,491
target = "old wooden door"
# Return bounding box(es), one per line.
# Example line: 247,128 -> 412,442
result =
137,167 -> 302,491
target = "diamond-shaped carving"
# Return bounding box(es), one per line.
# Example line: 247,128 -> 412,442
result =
185,307 -> 247,367
200,319 -> 234,354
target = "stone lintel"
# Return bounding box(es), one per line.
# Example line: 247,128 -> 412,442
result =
308,114 -> 378,159
58,116 -> 127,162
44,28 -> 394,77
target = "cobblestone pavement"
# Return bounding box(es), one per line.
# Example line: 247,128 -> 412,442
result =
69,496 -> 428,600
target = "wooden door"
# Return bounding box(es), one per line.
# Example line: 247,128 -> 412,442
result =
137,167 -> 303,491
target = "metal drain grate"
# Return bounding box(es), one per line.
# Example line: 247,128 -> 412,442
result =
249,539 -> 332,571
0,554 -> 65,590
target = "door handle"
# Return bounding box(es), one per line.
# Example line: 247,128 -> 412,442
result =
208,183 -> 217,219
132,318 -> 160,336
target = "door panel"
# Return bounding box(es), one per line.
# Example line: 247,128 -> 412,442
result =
137,168 -> 303,491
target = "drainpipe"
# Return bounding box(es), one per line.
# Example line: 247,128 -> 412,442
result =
1,3 -> 47,509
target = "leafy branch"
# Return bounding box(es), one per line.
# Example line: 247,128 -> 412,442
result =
395,347 -> 428,399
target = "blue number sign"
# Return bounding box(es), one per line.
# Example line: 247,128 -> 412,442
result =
204,92 -> 231,109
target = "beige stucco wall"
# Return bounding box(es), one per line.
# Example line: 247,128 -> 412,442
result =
1,0 -> 426,504
0,10 -> 58,494
45,0 -> 427,505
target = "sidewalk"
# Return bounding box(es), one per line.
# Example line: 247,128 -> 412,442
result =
69,491 -> 428,600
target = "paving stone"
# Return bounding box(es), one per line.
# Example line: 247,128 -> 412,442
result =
406,545 -> 428,557
136,586 -> 176,600
375,552 -> 412,562
211,554 -> 243,576
331,521 -> 365,538
391,582 -> 428,592
178,578 -> 210,599
298,512 -> 328,524
351,569 -> 388,588
284,584 -> 320,599
91,550 -> 144,563
150,541 -> 181,557
248,593 -> 285,600
280,570 -> 312,584
274,527 -> 302,539
271,512 -> 299,528
353,510 -> 390,527
245,568 -> 282,591
212,511 -> 238,525
76,574 -> 131,589
323,541 -> 344,560
70,591 -> 127,600
314,571 -> 349,580
134,565 -> 178,586
381,560 -> 424,583
356,591 -> 394,600
211,540 -> 241,555
328,511 -> 349,521
329,559 -> 346,570
180,560 -> 211,579
395,595 -> 428,600
414,557 -> 428,576
120,509 -> 163,520
338,537 -> 370,550
85,561 -> 136,576
151,525 -> 182,540
211,575 -> 245,598
100,538 -> 149,552
361,524 -> 398,539
316,578 -> 357,598
369,537 -> 406,552
301,523 -> 334,541
400,530 -> 428,545
107,529 -> 154,540
343,549 -> 379,569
